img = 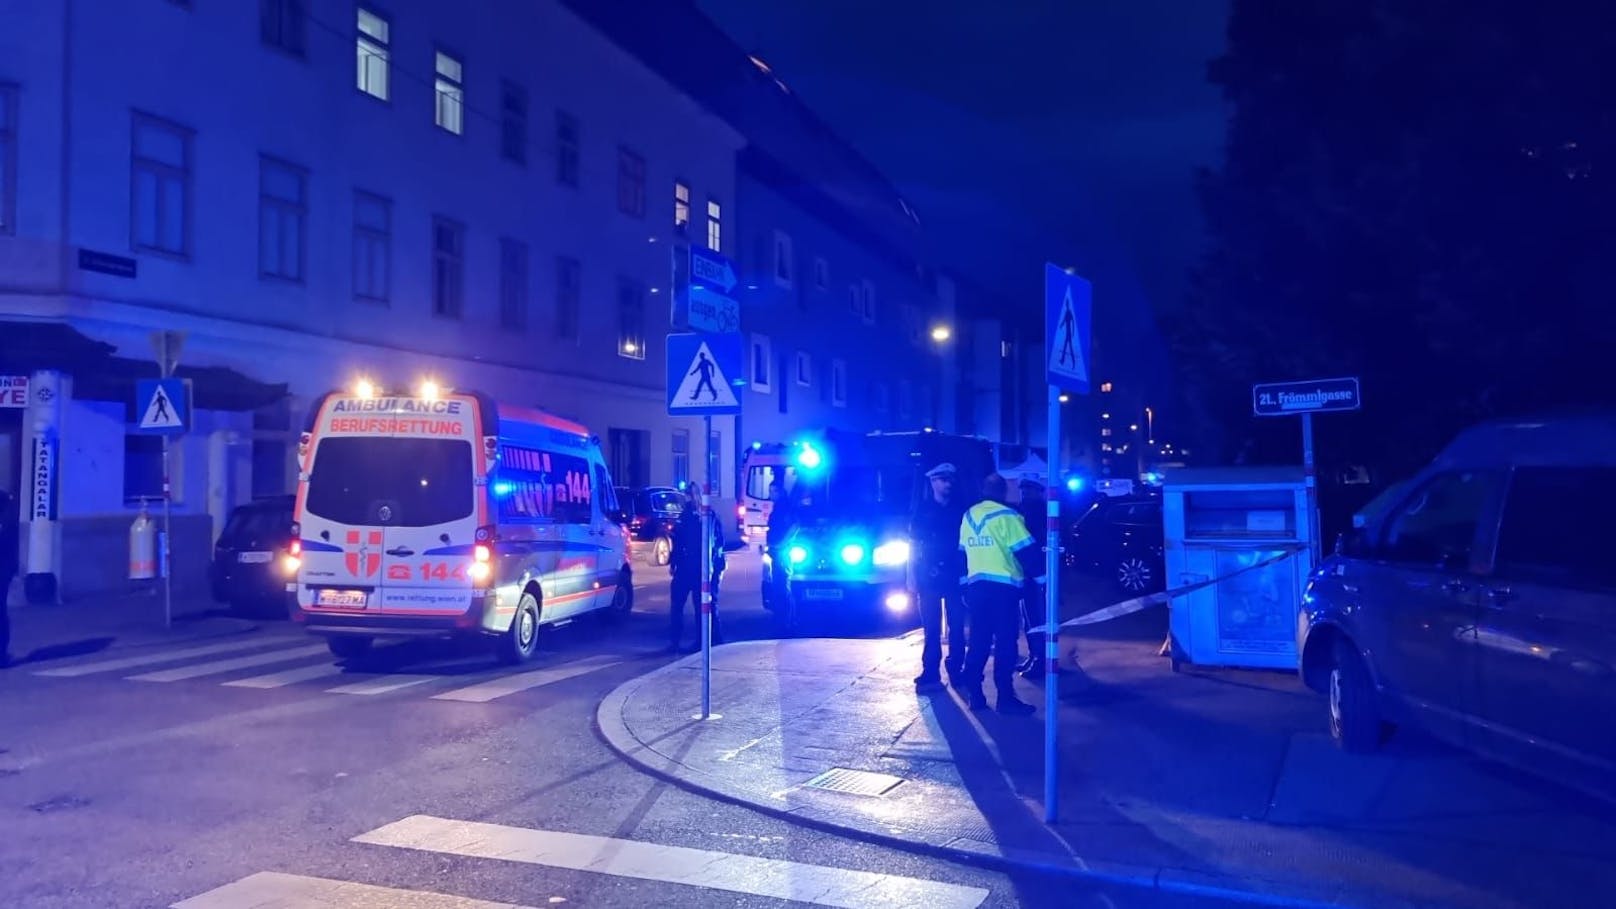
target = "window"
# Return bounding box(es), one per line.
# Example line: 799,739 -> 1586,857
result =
773,231 -> 794,287
258,157 -> 306,281
490,445 -> 593,525
708,430 -> 723,496
431,216 -> 464,317
499,238 -> 529,331
673,181 -> 690,233
1101,427 -> 1113,437
749,334 -> 772,392
352,190 -> 390,302
434,51 -> 464,134
555,255 -> 580,340
1101,382 -> 1114,393
356,7 -> 390,100
500,81 -> 527,165
875,382 -> 891,414
1495,467 -> 1616,590
813,257 -> 828,291
617,148 -> 645,217
848,284 -> 862,316
607,428 -> 650,488
131,113 -> 191,257
124,434 -> 163,501
831,359 -> 848,407
705,199 -> 722,252
795,350 -> 812,387
556,112 -> 579,186
0,85 -> 14,235
861,279 -> 876,324
898,380 -> 914,420
1380,471 -> 1501,566
671,429 -> 691,488
596,465 -> 619,518
260,0 -> 306,56
617,278 -> 645,359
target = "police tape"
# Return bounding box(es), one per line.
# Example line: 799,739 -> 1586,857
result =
1029,544 -> 1308,637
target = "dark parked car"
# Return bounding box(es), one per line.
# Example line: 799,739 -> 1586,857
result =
210,495 -> 295,617
616,486 -> 685,566
1063,493 -> 1165,596
1300,415 -> 1616,797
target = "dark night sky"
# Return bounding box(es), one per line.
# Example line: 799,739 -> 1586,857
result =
698,0 -> 1229,384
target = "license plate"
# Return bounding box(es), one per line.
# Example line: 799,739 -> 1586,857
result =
316,589 -> 368,608
804,587 -> 844,601
238,551 -> 273,564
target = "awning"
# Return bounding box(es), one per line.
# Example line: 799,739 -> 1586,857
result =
1,320 -> 287,412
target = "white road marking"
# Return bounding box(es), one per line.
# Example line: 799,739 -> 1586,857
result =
33,637 -> 290,677
172,871 -> 534,908
325,674 -> 446,696
223,660 -> 350,689
354,815 -> 990,909
127,645 -> 331,682
431,655 -> 623,703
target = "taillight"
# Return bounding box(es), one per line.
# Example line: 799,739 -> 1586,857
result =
289,539 -> 302,557
474,544 -> 491,563
736,505 -> 745,519
470,542 -> 493,582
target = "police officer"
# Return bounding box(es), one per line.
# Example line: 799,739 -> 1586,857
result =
0,489 -> 16,667
669,486 -> 725,653
959,474 -> 1043,715
910,462 -> 968,691
1015,479 -> 1048,678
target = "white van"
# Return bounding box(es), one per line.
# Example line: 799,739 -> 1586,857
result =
289,384 -> 630,664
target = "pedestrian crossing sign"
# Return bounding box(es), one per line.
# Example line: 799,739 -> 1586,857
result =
135,378 -> 190,435
666,332 -> 742,416
1045,263 -> 1092,394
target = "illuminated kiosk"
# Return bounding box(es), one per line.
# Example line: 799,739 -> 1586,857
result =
1162,466 -> 1315,670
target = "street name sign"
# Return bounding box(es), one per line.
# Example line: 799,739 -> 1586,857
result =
1252,377 -> 1362,416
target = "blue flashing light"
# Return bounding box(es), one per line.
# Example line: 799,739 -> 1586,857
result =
796,443 -> 823,471
1066,476 -> 1084,493
839,542 -> 866,565
787,545 -> 810,565
492,481 -> 515,498
751,441 -> 763,450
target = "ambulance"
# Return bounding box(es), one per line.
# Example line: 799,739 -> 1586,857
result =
288,381 -> 630,664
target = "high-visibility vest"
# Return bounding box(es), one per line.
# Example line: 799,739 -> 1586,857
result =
959,499 -> 1034,587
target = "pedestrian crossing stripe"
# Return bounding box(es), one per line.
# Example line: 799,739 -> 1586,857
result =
668,340 -> 739,411
173,872 -> 536,908
139,382 -> 185,430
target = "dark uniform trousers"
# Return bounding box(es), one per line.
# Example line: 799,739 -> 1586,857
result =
962,580 -> 1024,697
670,572 -> 722,647
917,581 -> 968,680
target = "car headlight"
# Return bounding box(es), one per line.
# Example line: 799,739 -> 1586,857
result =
872,540 -> 910,566
788,545 -> 810,565
839,542 -> 866,565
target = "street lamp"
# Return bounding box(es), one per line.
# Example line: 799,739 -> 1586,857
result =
929,325 -> 952,343
1145,406 -> 1155,445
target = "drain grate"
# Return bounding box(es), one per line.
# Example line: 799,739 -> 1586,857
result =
802,767 -> 905,797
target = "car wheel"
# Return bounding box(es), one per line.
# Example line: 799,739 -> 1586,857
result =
497,591 -> 541,665
652,536 -> 672,566
1329,639 -> 1382,753
327,636 -> 373,661
600,571 -> 634,623
1116,557 -> 1154,594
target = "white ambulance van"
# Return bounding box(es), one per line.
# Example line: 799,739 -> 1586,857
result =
289,383 -> 630,664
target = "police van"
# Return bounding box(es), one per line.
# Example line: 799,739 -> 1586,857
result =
289,382 -> 630,664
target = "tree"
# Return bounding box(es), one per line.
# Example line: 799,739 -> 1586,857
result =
1176,0 -> 1616,477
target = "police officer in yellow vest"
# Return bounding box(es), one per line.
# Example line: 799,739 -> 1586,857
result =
958,474 -> 1043,715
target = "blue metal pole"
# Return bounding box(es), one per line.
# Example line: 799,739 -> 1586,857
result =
1044,384 -> 1061,824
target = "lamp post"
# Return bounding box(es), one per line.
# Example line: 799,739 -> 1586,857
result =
929,324 -> 952,430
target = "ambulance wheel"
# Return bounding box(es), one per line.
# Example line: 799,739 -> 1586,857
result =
601,571 -> 634,623
327,636 -> 373,661
497,592 -> 541,665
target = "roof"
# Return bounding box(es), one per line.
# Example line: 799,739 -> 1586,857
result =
558,0 -> 922,257
1436,414 -> 1616,469
495,402 -> 592,440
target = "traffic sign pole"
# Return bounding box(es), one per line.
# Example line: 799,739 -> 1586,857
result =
1302,413 -> 1320,563
701,414 -> 714,721
1044,385 -> 1062,824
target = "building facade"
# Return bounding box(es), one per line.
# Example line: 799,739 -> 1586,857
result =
1,0 -> 745,601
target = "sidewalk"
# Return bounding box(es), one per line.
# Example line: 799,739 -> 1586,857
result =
5,585 -> 257,666
597,612 -> 1616,908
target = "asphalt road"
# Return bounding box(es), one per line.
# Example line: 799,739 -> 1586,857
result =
0,551 -> 1242,909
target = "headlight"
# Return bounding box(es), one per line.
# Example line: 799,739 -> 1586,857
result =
839,543 -> 866,565
872,540 -> 910,566
788,545 -> 810,565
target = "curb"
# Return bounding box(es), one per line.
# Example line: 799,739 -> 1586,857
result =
594,652 -> 1387,909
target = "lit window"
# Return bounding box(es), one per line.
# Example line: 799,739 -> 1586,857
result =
674,181 -> 690,232
617,147 -> 645,218
706,199 -> 722,252
1101,428 -> 1113,437
131,113 -> 192,257
352,191 -> 390,303
356,8 -> 390,100
500,81 -> 527,165
258,157 -> 306,281
1100,381 -> 1114,393
434,51 -> 464,135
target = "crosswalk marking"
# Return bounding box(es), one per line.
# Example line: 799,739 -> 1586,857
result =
33,636 -> 287,677
172,871 -> 535,908
128,644 -> 331,682
325,673 -> 448,696
431,655 -> 622,703
222,660 -> 350,689
354,815 -> 990,909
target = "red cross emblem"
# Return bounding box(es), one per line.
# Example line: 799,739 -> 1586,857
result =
345,530 -> 383,578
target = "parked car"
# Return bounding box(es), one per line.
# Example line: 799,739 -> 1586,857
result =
210,495 -> 296,617
1063,493 -> 1166,596
1299,415 -> 1616,797
616,485 -> 686,567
